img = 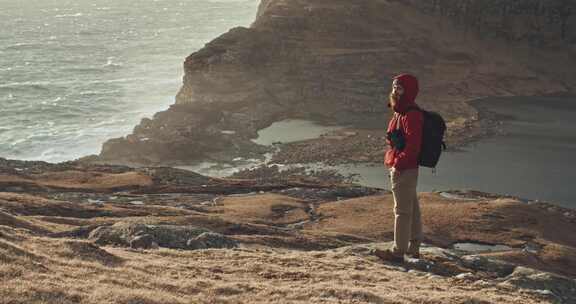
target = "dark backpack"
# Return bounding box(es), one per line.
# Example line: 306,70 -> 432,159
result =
407,107 -> 447,168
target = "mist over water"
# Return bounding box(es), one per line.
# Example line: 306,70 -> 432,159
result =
0,0 -> 258,162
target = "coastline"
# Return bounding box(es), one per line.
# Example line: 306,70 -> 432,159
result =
7,94 -> 571,208
3,0 -> 576,302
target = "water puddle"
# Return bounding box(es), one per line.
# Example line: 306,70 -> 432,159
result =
176,156 -> 269,178
439,192 -> 482,201
252,119 -> 345,145
178,119 -> 345,177
453,242 -> 512,253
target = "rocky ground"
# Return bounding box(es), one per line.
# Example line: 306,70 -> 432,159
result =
1,157 -> 575,303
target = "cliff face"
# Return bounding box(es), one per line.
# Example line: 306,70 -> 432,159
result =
403,0 -> 576,44
98,0 -> 576,165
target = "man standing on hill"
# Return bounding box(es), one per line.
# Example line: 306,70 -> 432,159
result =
375,74 -> 424,263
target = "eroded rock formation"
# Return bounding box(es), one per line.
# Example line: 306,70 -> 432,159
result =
97,0 -> 576,165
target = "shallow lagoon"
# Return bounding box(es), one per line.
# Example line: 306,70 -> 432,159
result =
334,96 -> 576,209
182,97 -> 576,209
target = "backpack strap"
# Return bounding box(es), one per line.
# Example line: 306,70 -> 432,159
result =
396,106 -> 421,130
405,105 -> 421,113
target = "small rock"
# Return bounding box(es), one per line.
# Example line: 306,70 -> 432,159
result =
460,255 -> 516,277
130,234 -> 157,249
534,289 -> 554,296
522,242 -> 542,255
426,274 -> 443,280
405,258 -> 434,273
473,279 -> 495,287
187,232 -> 238,250
407,269 -> 425,276
455,272 -> 475,280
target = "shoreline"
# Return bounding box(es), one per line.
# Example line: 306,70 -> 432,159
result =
264,95 -> 504,166
4,95 -> 574,208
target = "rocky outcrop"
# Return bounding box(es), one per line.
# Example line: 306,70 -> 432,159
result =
340,242 -> 576,303
88,222 -> 238,250
96,0 -> 576,166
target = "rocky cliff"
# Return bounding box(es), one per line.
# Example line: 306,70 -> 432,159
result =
96,0 -> 576,165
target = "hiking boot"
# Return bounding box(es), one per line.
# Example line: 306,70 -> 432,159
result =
407,241 -> 421,259
373,248 -> 404,263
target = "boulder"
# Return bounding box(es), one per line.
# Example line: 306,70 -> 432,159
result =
129,234 -> 158,250
89,222 -> 220,250
460,255 -> 516,277
500,267 -> 576,304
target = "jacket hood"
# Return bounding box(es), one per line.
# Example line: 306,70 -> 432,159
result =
390,74 -> 419,114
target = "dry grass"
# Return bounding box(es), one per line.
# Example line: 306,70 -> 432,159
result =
0,171 -> 152,191
0,229 -> 548,304
0,186 -> 573,303
305,193 -> 576,250
216,194 -> 310,225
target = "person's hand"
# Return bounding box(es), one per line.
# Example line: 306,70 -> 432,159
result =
388,167 -> 396,178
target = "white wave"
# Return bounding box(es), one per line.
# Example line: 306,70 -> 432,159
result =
79,89 -> 121,96
10,138 -> 26,147
36,148 -> 66,161
104,57 -> 123,68
55,13 -> 84,18
3,42 -> 41,50
0,77 -> 145,89
208,0 -> 254,3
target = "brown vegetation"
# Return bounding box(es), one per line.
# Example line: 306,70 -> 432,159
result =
1,162 -> 575,303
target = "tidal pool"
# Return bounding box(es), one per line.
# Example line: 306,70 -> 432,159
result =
251,119 -> 345,146
330,96 -> 576,209
181,97 -> 576,209
452,242 -> 512,253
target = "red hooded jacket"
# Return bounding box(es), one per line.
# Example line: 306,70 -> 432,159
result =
384,74 -> 423,170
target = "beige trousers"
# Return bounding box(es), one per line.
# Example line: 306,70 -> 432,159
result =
390,168 -> 422,254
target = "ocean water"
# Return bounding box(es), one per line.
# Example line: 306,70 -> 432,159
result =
0,0 -> 258,162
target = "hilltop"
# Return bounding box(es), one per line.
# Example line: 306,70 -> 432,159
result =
1,157 -> 575,303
